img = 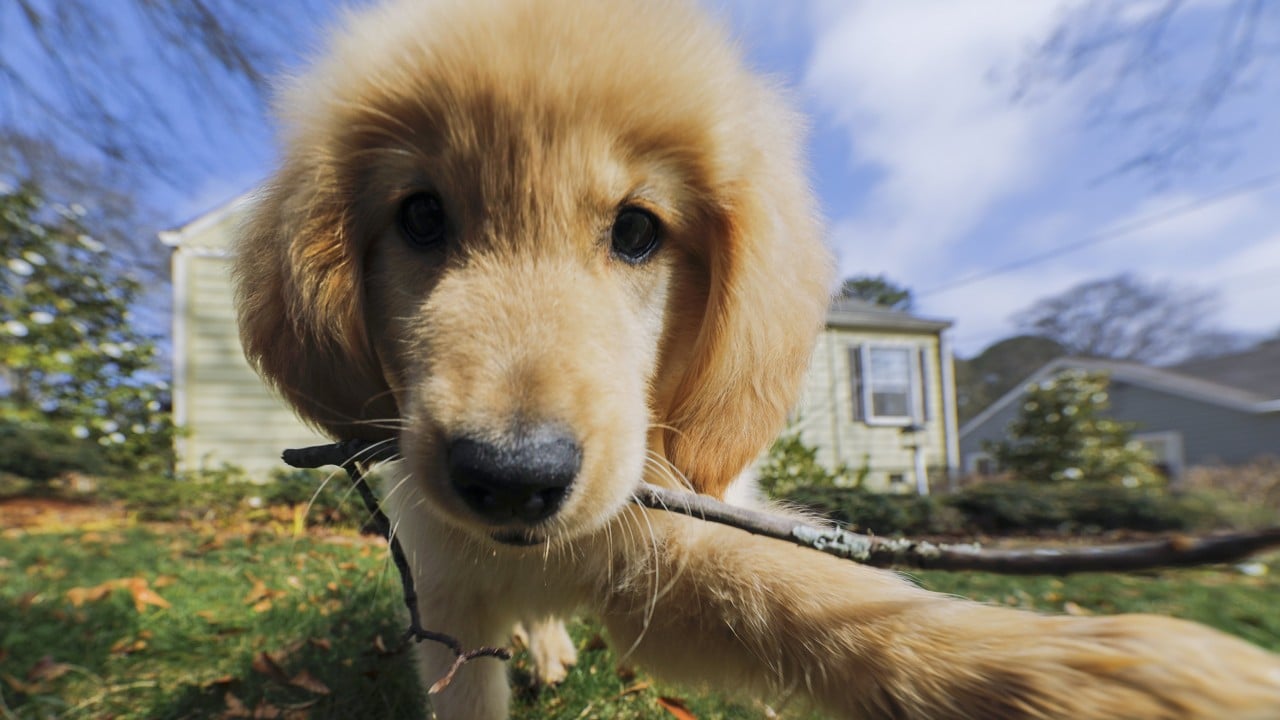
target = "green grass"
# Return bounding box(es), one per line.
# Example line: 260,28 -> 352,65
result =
1,522 -> 1277,719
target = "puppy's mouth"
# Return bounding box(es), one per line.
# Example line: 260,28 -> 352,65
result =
490,529 -> 548,547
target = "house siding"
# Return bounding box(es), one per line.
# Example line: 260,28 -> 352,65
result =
793,327 -> 951,493
960,370 -> 1280,477
170,208 -> 328,475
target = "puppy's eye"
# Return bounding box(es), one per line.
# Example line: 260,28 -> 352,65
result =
398,193 -> 448,249
610,207 -> 662,263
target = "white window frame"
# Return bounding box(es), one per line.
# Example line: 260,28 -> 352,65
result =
860,344 -> 922,426
1132,430 -> 1185,480
966,451 -> 997,476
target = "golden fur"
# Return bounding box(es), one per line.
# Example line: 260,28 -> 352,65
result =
234,0 -> 1280,717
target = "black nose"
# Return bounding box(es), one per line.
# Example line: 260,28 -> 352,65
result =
447,427 -> 581,524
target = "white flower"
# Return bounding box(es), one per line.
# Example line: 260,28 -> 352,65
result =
22,251 -> 46,266
146,400 -> 161,411
1062,405 -> 1077,416
1121,476 -> 1139,488
71,426 -> 91,439
7,258 -> 34,276
1062,467 -> 1083,480
1023,401 -> 1039,412
101,343 -> 123,359
248,496 -> 264,509
1237,562 -> 1268,577
29,311 -> 54,325
5,320 -> 28,337
78,234 -> 105,253
109,432 -> 126,444
131,424 -> 145,434
54,351 -> 72,364
102,420 -> 119,432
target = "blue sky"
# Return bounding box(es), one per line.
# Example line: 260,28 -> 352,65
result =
162,0 -> 1280,357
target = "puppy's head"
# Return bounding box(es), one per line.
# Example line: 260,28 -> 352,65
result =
235,0 -> 832,545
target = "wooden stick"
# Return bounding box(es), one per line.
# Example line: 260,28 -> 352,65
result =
284,440 -> 1280,575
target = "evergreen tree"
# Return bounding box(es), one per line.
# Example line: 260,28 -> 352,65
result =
0,183 -> 173,478
986,371 -> 1159,486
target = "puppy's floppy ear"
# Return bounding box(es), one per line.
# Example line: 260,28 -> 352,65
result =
233,161 -> 397,441
660,104 -> 834,498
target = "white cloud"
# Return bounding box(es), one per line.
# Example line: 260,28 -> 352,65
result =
803,1 -> 1083,279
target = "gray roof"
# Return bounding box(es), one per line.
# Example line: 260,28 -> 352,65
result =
1170,339 -> 1280,401
960,355 -> 1279,439
826,297 -> 952,333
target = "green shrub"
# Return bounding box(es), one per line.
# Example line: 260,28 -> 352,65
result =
986,370 -> 1161,486
781,485 -> 965,536
948,481 -> 1224,534
0,419 -> 107,483
783,480 -> 1231,536
757,431 -> 852,497
98,466 -> 373,529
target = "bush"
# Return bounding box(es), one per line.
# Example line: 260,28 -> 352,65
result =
783,480 -> 1232,536
986,370 -> 1161,486
781,486 -> 965,536
98,466 -> 372,528
757,431 -> 854,497
0,419 -> 107,483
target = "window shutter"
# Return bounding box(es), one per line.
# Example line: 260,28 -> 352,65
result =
918,346 -> 932,422
848,345 -> 864,422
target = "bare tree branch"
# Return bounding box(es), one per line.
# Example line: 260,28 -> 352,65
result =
1016,0 -> 1279,179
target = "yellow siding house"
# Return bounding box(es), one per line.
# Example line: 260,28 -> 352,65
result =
164,198 -> 960,489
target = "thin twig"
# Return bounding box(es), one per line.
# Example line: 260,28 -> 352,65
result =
282,442 -> 510,694
284,441 -> 1280,576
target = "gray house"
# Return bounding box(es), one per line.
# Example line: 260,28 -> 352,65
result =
960,350 -> 1280,481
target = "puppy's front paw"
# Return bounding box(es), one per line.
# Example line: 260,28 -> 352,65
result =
516,617 -> 579,686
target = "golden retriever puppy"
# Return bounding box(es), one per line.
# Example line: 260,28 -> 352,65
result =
234,0 -> 1280,717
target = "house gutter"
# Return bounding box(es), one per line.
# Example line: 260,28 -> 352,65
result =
939,331 -> 960,491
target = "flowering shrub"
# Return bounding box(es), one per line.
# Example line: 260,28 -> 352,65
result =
985,370 -> 1160,486
0,183 -> 174,479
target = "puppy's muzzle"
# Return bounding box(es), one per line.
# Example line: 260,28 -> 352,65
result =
446,426 -> 581,525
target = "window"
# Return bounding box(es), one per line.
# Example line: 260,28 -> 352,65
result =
1133,431 -> 1185,481
852,345 -> 921,425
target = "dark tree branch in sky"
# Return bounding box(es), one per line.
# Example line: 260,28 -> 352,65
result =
0,0 -> 328,274
1018,0 -> 1279,179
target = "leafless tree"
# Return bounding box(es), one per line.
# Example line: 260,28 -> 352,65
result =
0,0 -> 327,276
1012,273 -> 1219,363
1017,0 -> 1279,179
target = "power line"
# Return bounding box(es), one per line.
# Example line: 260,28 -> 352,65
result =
917,171 -> 1280,299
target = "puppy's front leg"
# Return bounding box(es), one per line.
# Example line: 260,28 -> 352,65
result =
603,511 -> 1280,719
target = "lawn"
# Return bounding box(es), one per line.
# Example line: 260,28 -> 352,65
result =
2,511 -> 1277,720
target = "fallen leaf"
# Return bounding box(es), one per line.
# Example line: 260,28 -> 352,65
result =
202,674 -> 237,689
125,578 -> 171,612
26,656 -> 72,683
222,691 -> 250,718
251,652 -> 291,685
619,680 -> 651,696
288,670 -> 331,695
656,696 -> 698,720
1063,601 -> 1091,616
65,582 -> 114,607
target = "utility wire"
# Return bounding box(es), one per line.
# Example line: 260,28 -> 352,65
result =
917,171 -> 1280,299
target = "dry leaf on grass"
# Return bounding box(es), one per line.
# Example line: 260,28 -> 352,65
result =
657,696 -> 698,720
65,577 -> 170,613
